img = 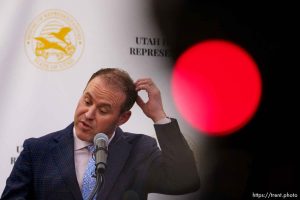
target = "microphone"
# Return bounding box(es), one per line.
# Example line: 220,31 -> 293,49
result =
93,133 -> 109,174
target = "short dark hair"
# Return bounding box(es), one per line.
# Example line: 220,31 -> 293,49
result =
87,68 -> 137,113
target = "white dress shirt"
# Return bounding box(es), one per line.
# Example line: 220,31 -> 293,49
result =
73,128 -> 115,190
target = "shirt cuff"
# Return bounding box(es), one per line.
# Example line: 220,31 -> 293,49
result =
154,117 -> 171,125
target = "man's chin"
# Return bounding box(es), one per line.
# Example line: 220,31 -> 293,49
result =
77,132 -> 94,142
75,126 -> 94,142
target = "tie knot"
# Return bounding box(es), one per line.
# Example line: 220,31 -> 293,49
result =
87,145 -> 95,153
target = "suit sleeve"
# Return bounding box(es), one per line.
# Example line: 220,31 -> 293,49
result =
1,139 -> 34,200
145,118 -> 200,194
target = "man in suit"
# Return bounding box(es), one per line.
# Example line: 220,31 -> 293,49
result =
1,68 -> 200,200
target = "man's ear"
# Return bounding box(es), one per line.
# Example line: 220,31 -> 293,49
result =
117,111 -> 131,126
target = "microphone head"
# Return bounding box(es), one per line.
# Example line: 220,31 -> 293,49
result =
93,133 -> 109,174
93,133 -> 109,145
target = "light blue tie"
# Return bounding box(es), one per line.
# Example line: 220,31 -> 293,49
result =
82,145 -> 97,200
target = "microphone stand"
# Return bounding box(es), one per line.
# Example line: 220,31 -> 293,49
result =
87,172 -> 104,200
87,152 -> 106,200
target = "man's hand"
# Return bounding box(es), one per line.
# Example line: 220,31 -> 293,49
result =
135,78 -> 167,122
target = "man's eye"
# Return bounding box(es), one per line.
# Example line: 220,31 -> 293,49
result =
99,109 -> 108,114
84,98 -> 91,105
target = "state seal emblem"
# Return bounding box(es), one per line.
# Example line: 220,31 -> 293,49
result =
25,9 -> 84,71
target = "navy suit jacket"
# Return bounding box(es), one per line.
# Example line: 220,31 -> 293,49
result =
1,119 -> 200,200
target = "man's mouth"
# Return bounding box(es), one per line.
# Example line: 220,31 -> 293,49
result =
79,121 -> 92,130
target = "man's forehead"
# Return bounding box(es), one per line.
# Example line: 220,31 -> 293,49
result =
84,79 -> 126,104
87,76 -> 122,91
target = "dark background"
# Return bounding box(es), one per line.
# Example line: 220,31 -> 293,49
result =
152,1 -> 299,199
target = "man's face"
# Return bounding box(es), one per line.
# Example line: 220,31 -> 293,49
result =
74,76 -> 130,142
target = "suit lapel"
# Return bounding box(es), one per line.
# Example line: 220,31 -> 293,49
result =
51,124 -> 82,200
99,127 -> 132,200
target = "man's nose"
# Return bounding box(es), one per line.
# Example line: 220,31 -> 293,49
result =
85,106 -> 96,120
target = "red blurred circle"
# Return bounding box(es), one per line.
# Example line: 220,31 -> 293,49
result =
172,40 -> 262,136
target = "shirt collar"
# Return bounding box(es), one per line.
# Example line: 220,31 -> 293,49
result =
73,127 -> 116,151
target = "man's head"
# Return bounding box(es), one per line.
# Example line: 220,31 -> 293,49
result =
74,68 -> 137,142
